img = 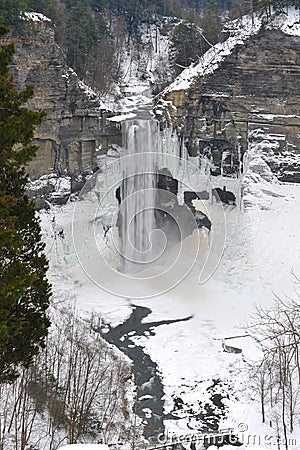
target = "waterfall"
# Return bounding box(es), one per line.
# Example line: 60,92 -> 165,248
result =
70,114 -> 225,297
118,117 -> 210,273
119,119 -> 158,272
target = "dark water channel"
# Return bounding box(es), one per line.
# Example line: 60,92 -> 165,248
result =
96,305 -> 240,448
97,305 -> 192,440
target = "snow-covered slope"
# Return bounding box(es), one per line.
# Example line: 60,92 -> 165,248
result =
119,18 -> 175,95
163,7 -> 300,94
23,11 -> 51,22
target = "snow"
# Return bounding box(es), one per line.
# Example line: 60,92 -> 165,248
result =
107,112 -> 137,122
60,16 -> 174,115
26,173 -> 71,201
75,79 -> 152,114
118,18 -> 174,94
31,8 -> 300,447
59,15 -> 175,115
40,131 -> 300,447
58,446 -> 109,450
164,15 -> 262,93
23,11 -> 51,22
164,7 -> 300,94
270,6 -> 300,36
61,68 -> 120,113
257,113 -> 300,120
62,71 -> 149,114
77,79 -> 103,102
86,16 -> 175,113
131,176 -> 300,442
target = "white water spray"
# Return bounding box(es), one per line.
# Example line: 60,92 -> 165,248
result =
120,119 -> 158,272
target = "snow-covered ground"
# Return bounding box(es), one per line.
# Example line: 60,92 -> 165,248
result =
14,6 -> 300,450
41,131 -> 300,449
118,18 -> 174,94
59,445 -> 109,450
64,16 -> 175,115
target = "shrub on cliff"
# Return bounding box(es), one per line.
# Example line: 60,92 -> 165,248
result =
0,25 -> 51,383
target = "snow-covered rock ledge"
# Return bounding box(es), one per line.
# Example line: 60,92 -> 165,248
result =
162,7 -> 300,94
23,11 -> 52,22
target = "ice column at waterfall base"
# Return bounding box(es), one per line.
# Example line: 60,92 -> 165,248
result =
119,119 -> 158,273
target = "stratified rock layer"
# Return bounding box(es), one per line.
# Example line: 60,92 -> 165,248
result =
161,29 -> 300,181
7,19 -> 121,181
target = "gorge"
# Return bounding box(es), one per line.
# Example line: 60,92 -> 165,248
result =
2,5 -> 300,449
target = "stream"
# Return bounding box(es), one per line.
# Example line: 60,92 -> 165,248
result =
97,305 -> 192,440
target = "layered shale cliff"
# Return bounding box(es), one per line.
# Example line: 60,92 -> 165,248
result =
7,17 -> 121,184
158,22 -> 300,182
7,11 -> 300,196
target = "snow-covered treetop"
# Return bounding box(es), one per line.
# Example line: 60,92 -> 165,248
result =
163,7 -> 300,94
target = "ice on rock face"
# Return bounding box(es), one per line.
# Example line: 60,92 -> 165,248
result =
241,132 -> 280,209
248,156 -> 274,182
118,116 -> 208,273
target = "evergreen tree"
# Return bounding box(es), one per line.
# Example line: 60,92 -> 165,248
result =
257,0 -> 300,21
0,25 -> 51,383
65,0 -> 99,77
201,0 -> 222,46
0,0 -> 30,31
28,0 -> 58,21
171,20 -> 205,75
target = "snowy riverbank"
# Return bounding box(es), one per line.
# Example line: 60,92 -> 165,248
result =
39,133 -> 300,449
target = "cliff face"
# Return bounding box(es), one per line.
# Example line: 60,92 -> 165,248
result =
8,18 -> 121,183
7,15 -> 300,190
160,28 -> 300,181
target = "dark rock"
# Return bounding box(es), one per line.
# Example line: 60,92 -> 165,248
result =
115,185 -> 121,204
155,195 -> 211,238
184,190 -> 210,206
222,340 -> 242,354
212,187 -> 236,205
193,209 -> 212,231
157,169 -> 179,195
210,168 -> 222,176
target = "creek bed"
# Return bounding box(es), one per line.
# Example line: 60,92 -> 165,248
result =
97,305 -> 192,440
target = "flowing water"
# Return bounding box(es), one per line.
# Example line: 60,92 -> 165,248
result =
119,119 -> 158,272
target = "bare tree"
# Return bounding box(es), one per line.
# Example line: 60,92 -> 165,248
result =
0,303 -> 138,449
248,291 -> 300,448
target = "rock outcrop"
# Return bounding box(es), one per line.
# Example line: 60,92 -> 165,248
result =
158,26 -> 300,182
7,17 -> 121,183
6,12 -> 300,192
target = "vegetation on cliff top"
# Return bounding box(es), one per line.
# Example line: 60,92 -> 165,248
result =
0,0 -> 299,90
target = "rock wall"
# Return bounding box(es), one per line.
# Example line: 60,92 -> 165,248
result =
7,19 -> 121,183
159,29 -> 300,181
7,20 -> 300,189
